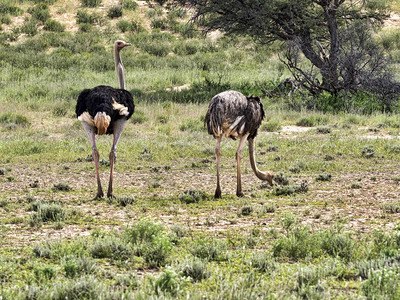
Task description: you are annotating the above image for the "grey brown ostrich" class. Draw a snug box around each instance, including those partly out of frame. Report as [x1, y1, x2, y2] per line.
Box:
[205, 90, 274, 198]
[76, 40, 134, 199]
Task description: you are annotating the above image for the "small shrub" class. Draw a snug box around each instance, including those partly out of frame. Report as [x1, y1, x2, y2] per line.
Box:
[123, 0, 138, 10]
[124, 220, 173, 267]
[62, 255, 97, 278]
[316, 174, 332, 182]
[28, 4, 50, 22]
[20, 18, 39, 36]
[250, 252, 276, 274]
[179, 190, 208, 204]
[179, 257, 210, 282]
[316, 126, 331, 134]
[81, 0, 101, 8]
[108, 6, 123, 19]
[179, 119, 202, 132]
[44, 19, 65, 32]
[382, 202, 400, 214]
[90, 236, 132, 261]
[189, 238, 228, 261]
[262, 119, 282, 132]
[273, 172, 289, 186]
[386, 144, 400, 153]
[52, 104, 68, 116]
[76, 10, 94, 24]
[79, 23, 92, 32]
[0, 3, 23, 16]
[52, 182, 71, 192]
[240, 205, 253, 216]
[272, 226, 320, 260]
[351, 183, 362, 189]
[34, 265, 56, 281]
[117, 19, 130, 32]
[0, 113, 30, 126]
[151, 17, 168, 30]
[362, 146, 375, 158]
[29, 202, 67, 226]
[115, 195, 135, 207]
[142, 235, 173, 267]
[362, 267, 400, 299]
[131, 110, 148, 124]
[153, 267, 185, 296]
[274, 182, 308, 196]
[296, 115, 329, 127]
[289, 161, 307, 173]
[169, 224, 187, 242]
[157, 114, 169, 123]
[0, 15, 11, 25]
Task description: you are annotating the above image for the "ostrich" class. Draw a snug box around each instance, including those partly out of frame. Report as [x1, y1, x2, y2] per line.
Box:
[76, 40, 134, 199]
[205, 90, 274, 198]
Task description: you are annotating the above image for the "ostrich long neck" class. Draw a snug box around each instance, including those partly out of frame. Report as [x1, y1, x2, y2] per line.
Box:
[114, 47, 125, 89]
[248, 138, 273, 182]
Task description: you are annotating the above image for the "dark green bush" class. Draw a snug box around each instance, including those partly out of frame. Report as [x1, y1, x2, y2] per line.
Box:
[81, 0, 101, 8]
[189, 238, 228, 261]
[28, 4, 50, 22]
[117, 19, 130, 32]
[0, 15, 11, 25]
[151, 17, 168, 30]
[179, 190, 208, 204]
[124, 220, 173, 267]
[76, 10, 95, 24]
[20, 18, 39, 36]
[0, 2, 23, 16]
[90, 237, 132, 261]
[0, 112, 30, 126]
[123, 0, 138, 10]
[79, 23, 92, 32]
[179, 257, 209, 282]
[29, 201, 67, 226]
[44, 19, 65, 32]
[107, 6, 122, 19]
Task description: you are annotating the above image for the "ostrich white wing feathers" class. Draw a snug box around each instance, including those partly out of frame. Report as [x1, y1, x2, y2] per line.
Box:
[112, 99, 130, 116]
[78, 112, 95, 127]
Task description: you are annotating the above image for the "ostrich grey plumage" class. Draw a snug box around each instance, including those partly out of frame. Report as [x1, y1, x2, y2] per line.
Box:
[205, 90, 274, 198]
[76, 40, 134, 199]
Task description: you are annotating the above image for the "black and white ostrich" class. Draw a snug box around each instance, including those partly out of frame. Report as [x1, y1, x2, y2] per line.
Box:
[76, 40, 134, 199]
[205, 90, 274, 198]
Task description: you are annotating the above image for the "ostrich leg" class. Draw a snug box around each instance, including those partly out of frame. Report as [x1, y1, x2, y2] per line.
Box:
[236, 133, 250, 197]
[107, 119, 127, 198]
[214, 136, 222, 199]
[82, 122, 104, 199]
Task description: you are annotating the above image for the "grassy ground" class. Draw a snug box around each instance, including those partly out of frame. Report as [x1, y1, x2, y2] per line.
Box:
[2, 102, 400, 298]
[2, 0, 400, 299]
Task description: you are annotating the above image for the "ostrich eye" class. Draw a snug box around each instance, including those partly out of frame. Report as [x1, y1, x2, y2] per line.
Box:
[117, 42, 121, 45]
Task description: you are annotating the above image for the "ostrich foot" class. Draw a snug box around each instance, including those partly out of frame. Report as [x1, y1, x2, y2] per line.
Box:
[236, 192, 244, 197]
[107, 192, 116, 199]
[93, 191, 104, 200]
[214, 188, 222, 199]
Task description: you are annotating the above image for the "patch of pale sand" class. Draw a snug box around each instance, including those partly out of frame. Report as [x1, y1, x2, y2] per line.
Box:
[280, 125, 312, 133]
[385, 13, 400, 27]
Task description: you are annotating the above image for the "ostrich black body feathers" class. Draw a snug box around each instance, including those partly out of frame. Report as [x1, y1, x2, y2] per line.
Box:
[76, 85, 134, 135]
[205, 90, 264, 140]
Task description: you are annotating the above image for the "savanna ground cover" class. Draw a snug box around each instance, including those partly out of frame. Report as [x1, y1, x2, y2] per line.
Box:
[2, 0, 400, 299]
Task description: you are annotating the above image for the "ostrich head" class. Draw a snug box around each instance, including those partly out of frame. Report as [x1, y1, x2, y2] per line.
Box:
[114, 40, 131, 50]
